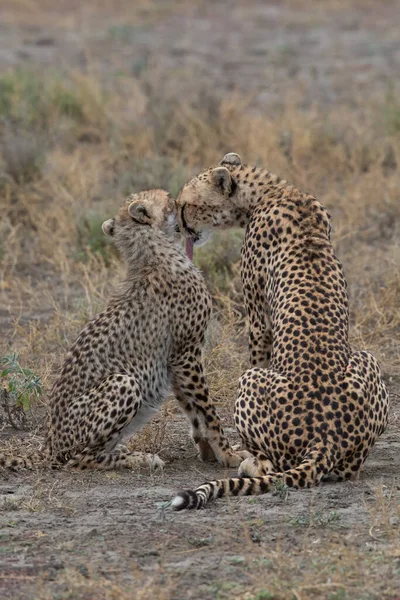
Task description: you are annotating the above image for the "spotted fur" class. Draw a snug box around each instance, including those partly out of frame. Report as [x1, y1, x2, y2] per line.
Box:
[1, 189, 243, 471]
[171, 154, 389, 509]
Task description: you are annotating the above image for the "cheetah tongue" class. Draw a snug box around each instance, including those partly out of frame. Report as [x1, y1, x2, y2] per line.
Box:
[185, 237, 194, 260]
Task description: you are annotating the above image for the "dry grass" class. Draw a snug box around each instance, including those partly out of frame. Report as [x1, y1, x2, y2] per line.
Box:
[21, 541, 400, 600]
[1, 69, 399, 377]
[1, 63, 399, 456]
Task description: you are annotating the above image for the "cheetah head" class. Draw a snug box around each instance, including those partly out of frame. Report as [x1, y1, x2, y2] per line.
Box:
[102, 189, 177, 243]
[176, 153, 243, 257]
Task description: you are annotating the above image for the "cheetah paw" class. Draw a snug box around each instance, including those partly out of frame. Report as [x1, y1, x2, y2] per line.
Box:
[220, 450, 252, 468]
[238, 456, 261, 477]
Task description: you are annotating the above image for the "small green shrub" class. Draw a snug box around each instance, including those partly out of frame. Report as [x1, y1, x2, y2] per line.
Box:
[131, 57, 148, 77]
[289, 510, 342, 528]
[382, 88, 400, 135]
[253, 592, 275, 600]
[0, 70, 89, 128]
[0, 74, 15, 117]
[271, 479, 289, 500]
[328, 590, 347, 600]
[108, 24, 137, 42]
[0, 353, 42, 428]
[0, 70, 43, 124]
[51, 85, 84, 121]
[0, 126, 46, 183]
[75, 214, 117, 263]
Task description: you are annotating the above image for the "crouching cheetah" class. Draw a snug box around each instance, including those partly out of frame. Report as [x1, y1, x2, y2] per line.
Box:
[1, 190, 243, 471]
[171, 153, 389, 509]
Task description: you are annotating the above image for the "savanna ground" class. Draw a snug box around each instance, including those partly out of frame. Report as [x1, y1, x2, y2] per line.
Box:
[0, 1, 400, 598]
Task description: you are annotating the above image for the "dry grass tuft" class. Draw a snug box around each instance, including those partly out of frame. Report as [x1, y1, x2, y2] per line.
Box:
[34, 566, 174, 600]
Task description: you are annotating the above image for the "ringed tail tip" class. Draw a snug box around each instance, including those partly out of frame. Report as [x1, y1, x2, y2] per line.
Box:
[171, 490, 203, 510]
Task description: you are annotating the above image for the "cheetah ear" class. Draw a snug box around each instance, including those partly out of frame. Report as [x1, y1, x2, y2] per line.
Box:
[102, 218, 115, 237]
[220, 153, 242, 167]
[211, 166, 232, 195]
[128, 203, 152, 224]
[167, 196, 176, 213]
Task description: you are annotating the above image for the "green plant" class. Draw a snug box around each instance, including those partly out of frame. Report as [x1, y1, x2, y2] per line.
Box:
[0, 74, 15, 116]
[131, 57, 148, 77]
[0, 126, 47, 183]
[51, 84, 84, 121]
[75, 214, 116, 263]
[108, 24, 137, 42]
[271, 479, 289, 501]
[328, 590, 347, 600]
[253, 591, 275, 600]
[289, 511, 342, 528]
[0, 352, 42, 427]
[0, 70, 43, 124]
[187, 536, 213, 548]
[229, 555, 245, 565]
[383, 91, 400, 134]
[0, 70, 98, 130]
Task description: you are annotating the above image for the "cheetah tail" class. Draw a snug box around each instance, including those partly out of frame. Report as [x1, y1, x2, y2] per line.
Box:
[171, 446, 333, 510]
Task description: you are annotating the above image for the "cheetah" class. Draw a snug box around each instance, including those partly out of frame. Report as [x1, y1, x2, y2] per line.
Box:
[170, 153, 389, 509]
[1, 190, 243, 471]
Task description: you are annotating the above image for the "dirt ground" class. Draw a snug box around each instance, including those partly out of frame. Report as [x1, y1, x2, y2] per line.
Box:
[1, 400, 400, 600]
[0, 1, 399, 599]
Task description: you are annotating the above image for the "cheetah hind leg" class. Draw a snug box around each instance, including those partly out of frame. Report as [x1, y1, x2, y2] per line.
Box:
[65, 373, 164, 471]
[323, 351, 389, 484]
[323, 456, 364, 483]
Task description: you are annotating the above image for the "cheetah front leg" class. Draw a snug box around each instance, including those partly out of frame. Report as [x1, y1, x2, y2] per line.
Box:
[171, 350, 244, 467]
[248, 313, 273, 368]
[243, 270, 272, 368]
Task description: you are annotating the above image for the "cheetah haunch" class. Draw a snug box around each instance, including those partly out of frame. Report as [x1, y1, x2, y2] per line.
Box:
[171, 154, 389, 509]
[1, 190, 242, 471]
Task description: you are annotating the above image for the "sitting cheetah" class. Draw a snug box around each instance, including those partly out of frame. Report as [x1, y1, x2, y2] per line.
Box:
[1, 190, 242, 471]
[171, 153, 389, 509]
